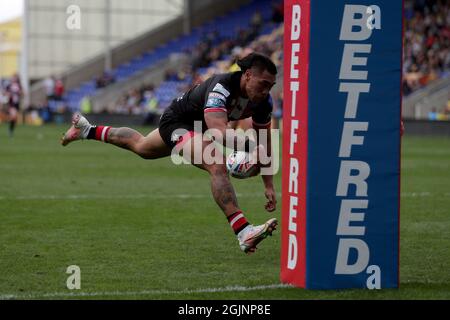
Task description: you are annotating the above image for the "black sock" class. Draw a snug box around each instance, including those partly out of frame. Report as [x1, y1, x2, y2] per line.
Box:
[87, 126, 97, 140]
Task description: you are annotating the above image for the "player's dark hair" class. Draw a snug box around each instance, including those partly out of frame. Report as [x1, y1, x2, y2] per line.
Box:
[237, 52, 278, 75]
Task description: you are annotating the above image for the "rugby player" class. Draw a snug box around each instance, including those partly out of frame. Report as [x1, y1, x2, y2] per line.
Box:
[61, 53, 278, 254]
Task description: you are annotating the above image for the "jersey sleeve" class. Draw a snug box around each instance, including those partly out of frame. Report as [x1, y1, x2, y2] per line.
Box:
[203, 82, 231, 114]
[252, 95, 273, 128]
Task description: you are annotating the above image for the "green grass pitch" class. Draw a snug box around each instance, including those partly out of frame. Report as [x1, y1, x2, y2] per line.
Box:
[0, 124, 449, 299]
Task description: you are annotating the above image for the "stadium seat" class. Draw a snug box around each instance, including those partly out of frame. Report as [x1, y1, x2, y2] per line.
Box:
[63, 0, 278, 111]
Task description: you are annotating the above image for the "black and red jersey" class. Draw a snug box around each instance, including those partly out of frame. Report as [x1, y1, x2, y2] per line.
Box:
[167, 71, 273, 128]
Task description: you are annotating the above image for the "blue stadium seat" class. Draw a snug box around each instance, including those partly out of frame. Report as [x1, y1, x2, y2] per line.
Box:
[64, 0, 278, 112]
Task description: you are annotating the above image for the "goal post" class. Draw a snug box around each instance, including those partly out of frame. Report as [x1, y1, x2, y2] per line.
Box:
[281, 0, 403, 289]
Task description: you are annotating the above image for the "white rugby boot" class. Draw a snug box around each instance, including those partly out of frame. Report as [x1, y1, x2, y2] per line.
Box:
[61, 113, 93, 146]
[237, 218, 278, 254]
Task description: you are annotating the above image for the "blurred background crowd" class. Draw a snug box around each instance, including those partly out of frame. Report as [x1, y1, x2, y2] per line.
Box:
[0, 0, 449, 130]
[403, 0, 450, 94]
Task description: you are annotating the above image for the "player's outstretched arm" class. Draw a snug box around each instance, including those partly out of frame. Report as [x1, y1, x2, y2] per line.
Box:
[254, 124, 276, 213]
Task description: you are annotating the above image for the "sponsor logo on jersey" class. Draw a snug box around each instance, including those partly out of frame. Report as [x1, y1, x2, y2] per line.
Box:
[208, 92, 227, 103]
[212, 83, 231, 98]
[206, 98, 226, 108]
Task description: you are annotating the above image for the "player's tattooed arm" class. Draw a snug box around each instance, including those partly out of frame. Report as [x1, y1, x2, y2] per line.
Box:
[204, 112, 249, 150]
[204, 111, 228, 144]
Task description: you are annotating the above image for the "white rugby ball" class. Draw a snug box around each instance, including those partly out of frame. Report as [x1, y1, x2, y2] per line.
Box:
[226, 151, 260, 179]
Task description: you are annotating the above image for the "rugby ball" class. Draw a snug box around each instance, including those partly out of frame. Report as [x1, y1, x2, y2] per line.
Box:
[226, 151, 260, 179]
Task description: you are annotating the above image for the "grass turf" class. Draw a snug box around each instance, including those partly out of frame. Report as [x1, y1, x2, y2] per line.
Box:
[0, 124, 449, 299]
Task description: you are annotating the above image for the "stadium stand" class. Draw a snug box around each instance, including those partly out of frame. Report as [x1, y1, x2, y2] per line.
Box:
[104, 22, 283, 122]
[403, 0, 450, 95]
[6, 0, 447, 125]
[60, 0, 280, 115]
[402, 0, 450, 120]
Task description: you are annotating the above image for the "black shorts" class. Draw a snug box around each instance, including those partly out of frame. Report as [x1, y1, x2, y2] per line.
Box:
[158, 108, 196, 149]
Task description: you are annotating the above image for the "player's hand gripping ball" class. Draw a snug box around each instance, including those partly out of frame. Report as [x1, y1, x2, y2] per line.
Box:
[226, 151, 260, 179]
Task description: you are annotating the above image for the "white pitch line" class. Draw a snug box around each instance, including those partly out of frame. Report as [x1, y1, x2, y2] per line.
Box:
[0, 283, 293, 300]
[0, 194, 208, 201]
[400, 192, 432, 197]
[0, 193, 282, 201]
[400, 192, 450, 197]
[0, 192, 446, 201]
